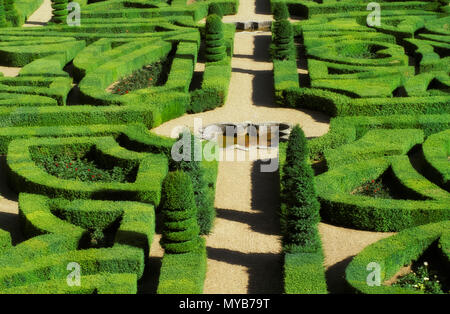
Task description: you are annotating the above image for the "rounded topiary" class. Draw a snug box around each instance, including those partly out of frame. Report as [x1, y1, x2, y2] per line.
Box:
[273, 3, 289, 20]
[281, 125, 321, 253]
[160, 171, 202, 254]
[0, 0, 6, 27]
[208, 2, 223, 18]
[51, 0, 68, 24]
[205, 14, 226, 62]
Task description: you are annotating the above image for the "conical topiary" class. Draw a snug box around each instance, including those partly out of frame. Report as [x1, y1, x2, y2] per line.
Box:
[281, 125, 321, 253]
[205, 14, 226, 62]
[272, 19, 294, 60]
[51, 0, 68, 24]
[160, 171, 202, 254]
[273, 3, 289, 20]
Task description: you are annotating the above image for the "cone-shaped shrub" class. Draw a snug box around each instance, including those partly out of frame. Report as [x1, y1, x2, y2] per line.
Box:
[208, 2, 223, 18]
[51, 0, 68, 24]
[160, 171, 202, 254]
[171, 132, 215, 234]
[281, 125, 321, 253]
[0, 0, 6, 27]
[272, 19, 294, 60]
[205, 14, 226, 62]
[273, 3, 289, 20]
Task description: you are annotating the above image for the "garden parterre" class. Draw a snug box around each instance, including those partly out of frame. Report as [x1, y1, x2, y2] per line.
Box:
[271, 0, 449, 293]
[0, 0, 232, 293]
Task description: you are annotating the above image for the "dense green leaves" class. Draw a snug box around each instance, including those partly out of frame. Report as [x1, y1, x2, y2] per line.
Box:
[160, 171, 202, 254]
[281, 125, 321, 253]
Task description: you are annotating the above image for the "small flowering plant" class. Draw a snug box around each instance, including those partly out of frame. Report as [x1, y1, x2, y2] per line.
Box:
[111, 61, 164, 95]
[393, 261, 446, 294]
[352, 177, 392, 199]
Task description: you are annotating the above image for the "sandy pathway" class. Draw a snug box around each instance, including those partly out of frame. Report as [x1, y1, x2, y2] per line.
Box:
[0, 157, 23, 245]
[318, 223, 395, 293]
[152, 26, 329, 293]
[152, 32, 330, 137]
[0, 0, 52, 242]
[223, 0, 273, 23]
[0, 0, 52, 76]
[23, 0, 52, 27]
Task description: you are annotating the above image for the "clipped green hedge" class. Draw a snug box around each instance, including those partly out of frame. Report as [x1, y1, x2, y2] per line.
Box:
[279, 127, 327, 294]
[157, 238, 207, 294]
[0, 273, 138, 294]
[160, 171, 202, 253]
[0, 234, 143, 292]
[422, 129, 450, 191]
[19, 193, 155, 255]
[6, 136, 168, 205]
[346, 220, 450, 294]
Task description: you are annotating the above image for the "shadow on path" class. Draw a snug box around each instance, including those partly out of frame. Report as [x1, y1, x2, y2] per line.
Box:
[255, 0, 273, 15]
[325, 256, 355, 294]
[207, 247, 283, 293]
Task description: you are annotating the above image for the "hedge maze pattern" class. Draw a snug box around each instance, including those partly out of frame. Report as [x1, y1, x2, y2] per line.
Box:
[272, 0, 449, 293]
[0, 0, 236, 293]
[272, 0, 449, 231]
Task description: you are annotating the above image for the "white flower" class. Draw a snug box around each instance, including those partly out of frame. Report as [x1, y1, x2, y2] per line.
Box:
[423, 261, 428, 266]
[424, 277, 429, 281]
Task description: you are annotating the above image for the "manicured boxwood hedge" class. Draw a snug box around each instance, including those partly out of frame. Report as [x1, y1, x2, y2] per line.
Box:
[345, 220, 450, 294]
[279, 127, 327, 294]
[157, 171, 207, 294]
[0, 234, 144, 292]
[314, 121, 450, 231]
[6, 136, 168, 205]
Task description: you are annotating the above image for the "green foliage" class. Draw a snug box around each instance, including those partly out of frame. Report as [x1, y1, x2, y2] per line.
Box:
[271, 19, 294, 60]
[189, 87, 223, 113]
[111, 61, 166, 95]
[208, 2, 224, 18]
[205, 14, 226, 62]
[157, 239, 206, 294]
[393, 263, 445, 294]
[345, 221, 450, 294]
[0, 0, 6, 27]
[160, 171, 202, 254]
[284, 252, 328, 294]
[32, 151, 137, 183]
[51, 0, 68, 24]
[353, 178, 392, 199]
[273, 2, 289, 20]
[279, 125, 327, 293]
[281, 125, 321, 253]
[171, 134, 216, 234]
[7, 136, 168, 205]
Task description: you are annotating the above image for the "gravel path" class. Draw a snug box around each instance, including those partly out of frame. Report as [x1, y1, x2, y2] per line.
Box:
[152, 28, 329, 293]
[0, 0, 396, 294]
[0, 0, 52, 76]
[23, 0, 52, 27]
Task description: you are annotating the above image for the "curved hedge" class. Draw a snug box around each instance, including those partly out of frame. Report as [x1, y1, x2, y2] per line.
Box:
[6, 136, 168, 205]
[345, 221, 450, 294]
